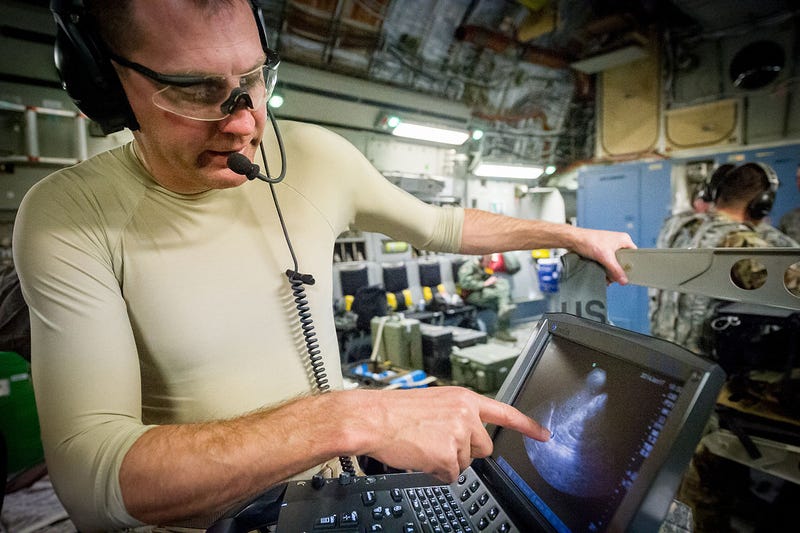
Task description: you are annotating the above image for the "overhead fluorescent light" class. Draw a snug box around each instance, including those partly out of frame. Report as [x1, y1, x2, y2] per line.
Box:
[474, 162, 544, 180]
[391, 122, 470, 145]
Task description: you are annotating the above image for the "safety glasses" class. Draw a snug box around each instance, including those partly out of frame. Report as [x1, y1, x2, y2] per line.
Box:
[109, 49, 280, 121]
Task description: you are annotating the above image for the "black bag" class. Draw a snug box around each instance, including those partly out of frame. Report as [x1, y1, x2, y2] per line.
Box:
[711, 302, 800, 415]
[351, 285, 388, 331]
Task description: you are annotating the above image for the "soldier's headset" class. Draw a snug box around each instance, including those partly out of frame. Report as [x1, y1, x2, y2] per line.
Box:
[50, 0, 271, 135]
[746, 162, 780, 220]
[708, 162, 779, 219]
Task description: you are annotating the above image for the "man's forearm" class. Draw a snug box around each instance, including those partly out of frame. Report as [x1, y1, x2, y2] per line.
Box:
[119, 386, 552, 528]
[460, 208, 578, 253]
[460, 208, 636, 284]
[119, 391, 362, 526]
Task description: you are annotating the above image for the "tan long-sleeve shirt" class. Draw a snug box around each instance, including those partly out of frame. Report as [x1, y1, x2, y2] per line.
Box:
[13, 121, 463, 530]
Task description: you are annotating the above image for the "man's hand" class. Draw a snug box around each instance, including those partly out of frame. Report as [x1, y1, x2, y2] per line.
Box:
[483, 275, 498, 287]
[348, 387, 550, 483]
[570, 227, 637, 285]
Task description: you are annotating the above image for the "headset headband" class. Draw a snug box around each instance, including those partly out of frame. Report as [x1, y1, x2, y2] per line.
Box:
[749, 161, 780, 193]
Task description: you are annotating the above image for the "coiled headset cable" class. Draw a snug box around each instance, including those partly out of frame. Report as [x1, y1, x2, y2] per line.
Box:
[228, 110, 356, 475]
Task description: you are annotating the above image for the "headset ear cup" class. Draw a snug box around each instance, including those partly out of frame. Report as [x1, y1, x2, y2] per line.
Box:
[747, 191, 775, 220]
[745, 162, 779, 219]
[52, 8, 139, 134]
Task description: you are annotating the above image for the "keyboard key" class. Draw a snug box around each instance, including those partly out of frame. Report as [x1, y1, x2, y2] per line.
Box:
[340, 510, 359, 526]
[362, 490, 376, 506]
[313, 514, 336, 529]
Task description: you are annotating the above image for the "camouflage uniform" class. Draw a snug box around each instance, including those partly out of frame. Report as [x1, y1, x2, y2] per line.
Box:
[457, 257, 516, 339]
[656, 212, 799, 355]
[672, 212, 799, 532]
[649, 211, 708, 342]
[655, 210, 708, 249]
[778, 207, 800, 243]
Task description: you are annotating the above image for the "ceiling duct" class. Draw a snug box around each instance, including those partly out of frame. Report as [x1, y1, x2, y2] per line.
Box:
[454, 25, 569, 70]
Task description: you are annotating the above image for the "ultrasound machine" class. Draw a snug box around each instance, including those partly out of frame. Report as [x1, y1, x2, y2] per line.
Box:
[208, 311, 725, 533]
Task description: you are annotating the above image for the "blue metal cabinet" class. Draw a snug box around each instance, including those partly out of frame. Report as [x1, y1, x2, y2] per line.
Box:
[577, 161, 671, 334]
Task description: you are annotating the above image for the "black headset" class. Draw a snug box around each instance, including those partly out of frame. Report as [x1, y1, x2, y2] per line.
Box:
[50, 0, 271, 135]
[746, 161, 780, 220]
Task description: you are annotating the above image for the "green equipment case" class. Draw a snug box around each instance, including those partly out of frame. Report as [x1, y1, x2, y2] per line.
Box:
[0, 351, 44, 475]
[370, 315, 424, 370]
[449, 342, 520, 393]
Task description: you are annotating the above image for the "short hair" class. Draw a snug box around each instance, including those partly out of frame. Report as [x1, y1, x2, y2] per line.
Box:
[706, 163, 736, 201]
[715, 163, 770, 207]
[83, 0, 136, 55]
[85, 0, 242, 55]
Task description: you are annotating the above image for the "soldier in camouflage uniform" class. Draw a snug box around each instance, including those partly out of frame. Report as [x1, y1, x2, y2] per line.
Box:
[457, 255, 517, 342]
[650, 164, 735, 340]
[777, 163, 800, 242]
[667, 163, 800, 532]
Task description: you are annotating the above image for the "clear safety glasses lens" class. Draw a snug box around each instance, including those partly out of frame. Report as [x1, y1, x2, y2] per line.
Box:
[150, 64, 278, 121]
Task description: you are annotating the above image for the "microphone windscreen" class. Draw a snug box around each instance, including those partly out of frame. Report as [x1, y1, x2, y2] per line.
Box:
[227, 152, 257, 178]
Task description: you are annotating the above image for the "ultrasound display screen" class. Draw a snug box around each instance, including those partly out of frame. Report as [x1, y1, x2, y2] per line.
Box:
[491, 334, 684, 532]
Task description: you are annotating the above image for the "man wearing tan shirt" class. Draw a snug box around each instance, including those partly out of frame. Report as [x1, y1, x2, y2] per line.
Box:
[13, 1, 636, 530]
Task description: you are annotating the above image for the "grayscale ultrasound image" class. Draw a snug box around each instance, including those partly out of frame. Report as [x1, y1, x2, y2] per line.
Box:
[522, 368, 617, 498]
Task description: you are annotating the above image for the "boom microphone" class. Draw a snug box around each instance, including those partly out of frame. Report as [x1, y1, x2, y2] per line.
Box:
[227, 152, 263, 181]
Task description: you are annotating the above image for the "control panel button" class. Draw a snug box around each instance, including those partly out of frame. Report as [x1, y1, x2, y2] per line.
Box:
[313, 514, 336, 529]
[340, 510, 359, 526]
[361, 490, 376, 506]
